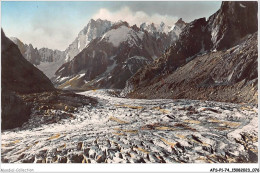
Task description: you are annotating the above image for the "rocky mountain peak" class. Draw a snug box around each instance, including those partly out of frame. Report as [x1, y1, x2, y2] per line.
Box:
[53, 17, 178, 90]
[148, 23, 157, 32]
[131, 24, 140, 32]
[79, 18, 112, 39]
[111, 21, 130, 30]
[10, 36, 67, 78]
[140, 22, 146, 29]
[209, 1, 258, 50]
[82, 18, 111, 32]
[65, 18, 112, 62]
[28, 43, 33, 48]
[175, 18, 186, 26]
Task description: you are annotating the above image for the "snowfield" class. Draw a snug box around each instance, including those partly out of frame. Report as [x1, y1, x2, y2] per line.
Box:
[101, 26, 144, 47]
[1, 90, 258, 163]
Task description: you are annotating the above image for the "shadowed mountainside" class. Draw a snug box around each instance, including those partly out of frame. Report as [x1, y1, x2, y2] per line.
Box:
[1, 29, 55, 130]
[122, 1, 258, 104]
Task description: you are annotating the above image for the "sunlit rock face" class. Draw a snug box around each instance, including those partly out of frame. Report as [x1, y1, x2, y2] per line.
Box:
[64, 19, 113, 62]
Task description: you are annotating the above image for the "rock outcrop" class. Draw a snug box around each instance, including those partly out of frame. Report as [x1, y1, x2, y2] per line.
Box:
[209, 1, 258, 50]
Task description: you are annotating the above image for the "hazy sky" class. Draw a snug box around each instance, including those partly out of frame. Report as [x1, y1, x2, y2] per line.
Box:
[2, 1, 221, 50]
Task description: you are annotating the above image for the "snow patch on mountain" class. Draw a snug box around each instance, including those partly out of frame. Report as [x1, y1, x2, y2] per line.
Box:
[101, 26, 144, 47]
[128, 56, 147, 61]
[239, 3, 246, 8]
[65, 19, 112, 62]
[54, 19, 186, 90]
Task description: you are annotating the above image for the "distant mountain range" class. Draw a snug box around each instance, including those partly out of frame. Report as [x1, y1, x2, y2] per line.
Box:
[10, 37, 65, 78]
[11, 18, 186, 87]
[8, 1, 257, 104]
[54, 19, 186, 90]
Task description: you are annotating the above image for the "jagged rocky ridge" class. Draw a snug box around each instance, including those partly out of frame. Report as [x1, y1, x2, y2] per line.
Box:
[10, 37, 66, 78]
[10, 37, 41, 65]
[54, 19, 186, 90]
[122, 1, 258, 104]
[65, 19, 112, 62]
[140, 18, 186, 43]
[10, 19, 113, 79]
[65, 19, 185, 63]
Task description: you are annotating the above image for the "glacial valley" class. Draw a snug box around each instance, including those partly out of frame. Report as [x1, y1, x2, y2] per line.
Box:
[1, 90, 258, 163]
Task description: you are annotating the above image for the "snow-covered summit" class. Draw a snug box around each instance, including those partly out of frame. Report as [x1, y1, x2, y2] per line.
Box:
[101, 25, 144, 47]
[78, 18, 112, 50]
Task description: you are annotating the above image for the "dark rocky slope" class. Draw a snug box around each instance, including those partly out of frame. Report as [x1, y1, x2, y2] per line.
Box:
[123, 1, 258, 104]
[209, 1, 258, 50]
[1, 29, 55, 130]
[1, 30, 96, 130]
[125, 33, 257, 103]
[2, 31, 55, 94]
[1, 91, 31, 130]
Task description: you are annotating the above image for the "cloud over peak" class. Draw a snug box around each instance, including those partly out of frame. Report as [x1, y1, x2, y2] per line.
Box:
[92, 6, 179, 27]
